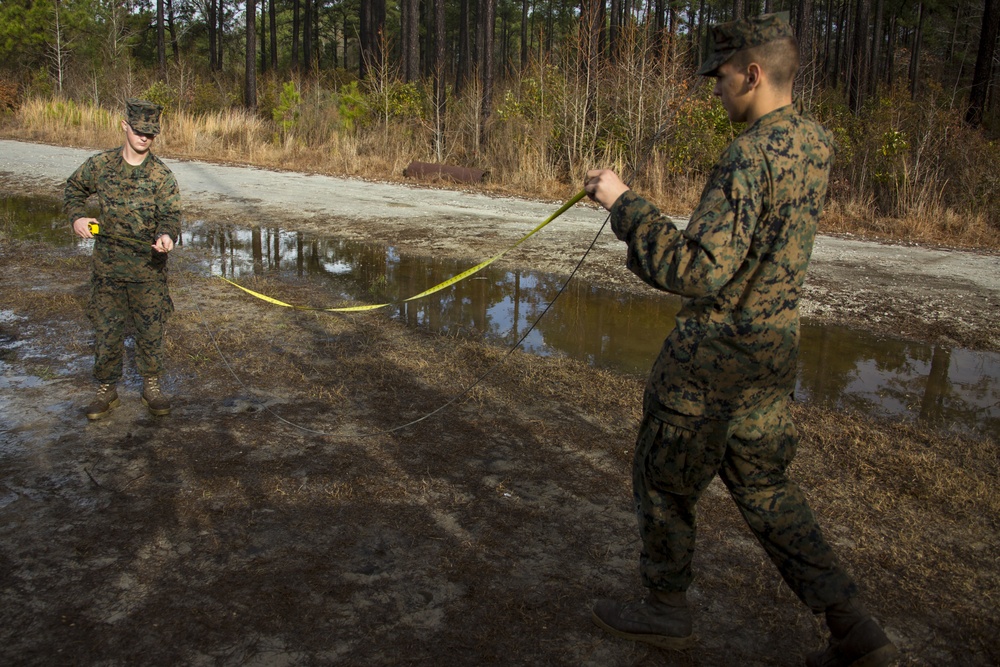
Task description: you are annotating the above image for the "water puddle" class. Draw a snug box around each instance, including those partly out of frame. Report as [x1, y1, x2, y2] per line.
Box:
[5, 194, 999, 437]
[2, 193, 82, 247]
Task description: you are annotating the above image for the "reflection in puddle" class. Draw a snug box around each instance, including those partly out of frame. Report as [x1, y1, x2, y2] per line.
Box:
[5, 195, 999, 436]
[2, 194, 83, 246]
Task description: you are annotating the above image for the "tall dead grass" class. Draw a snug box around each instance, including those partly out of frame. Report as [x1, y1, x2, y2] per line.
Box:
[5, 55, 998, 251]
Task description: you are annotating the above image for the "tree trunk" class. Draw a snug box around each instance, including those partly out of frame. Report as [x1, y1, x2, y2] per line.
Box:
[521, 0, 530, 69]
[303, 0, 312, 74]
[372, 0, 386, 75]
[457, 0, 471, 92]
[167, 0, 179, 62]
[51, 0, 65, 93]
[424, 0, 434, 78]
[823, 0, 834, 79]
[655, 0, 667, 58]
[343, 9, 349, 70]
[886, 14, 896, 87]
[500, 5, 508, 77]
[479, 0, 496, 147]
[359, 0, 371, 77]
[966, 0, 1000, 126]
[401, 0, 419, 82]
[400, 0, 408, 80]
[260, 2, 266, 72]
[269, 0, 277, 70]
[293, 0, 300, 71]
[869, 0, 884, 97]
[609, 0, 620, 62]
[208, 0, 218, 70]
[544, 0, 553, 53]
[833, 0, 846, 89]
[157, 0, 166, 78]
[950, 1, 961, 62]
[313, 0, 320, 69]
[217, 0, 225, 71]
[795, 0, 814, 73]
[696, 0, 706, 71]
[582, 0, 600, 73]
[909, 2, 926, 100]
[848, 0, 870, 113]
[245, 0, 257, 109]
[433, 0, 446, 159]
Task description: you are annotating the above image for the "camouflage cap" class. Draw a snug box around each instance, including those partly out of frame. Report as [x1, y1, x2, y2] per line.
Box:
[697, 12, 794, 76]
[126, 98, 163, 136]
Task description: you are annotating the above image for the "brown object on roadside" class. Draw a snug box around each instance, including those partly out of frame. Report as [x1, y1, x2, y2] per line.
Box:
[403, 161, 487, 184]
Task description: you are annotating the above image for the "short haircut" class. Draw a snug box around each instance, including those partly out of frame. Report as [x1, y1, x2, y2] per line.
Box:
[730, 37, 800, 89]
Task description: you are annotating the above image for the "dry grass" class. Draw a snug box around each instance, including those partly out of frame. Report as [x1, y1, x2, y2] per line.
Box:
[822, 198, 997, 249]
[7, 81, 998, 253]
[785, 402, 999, 666]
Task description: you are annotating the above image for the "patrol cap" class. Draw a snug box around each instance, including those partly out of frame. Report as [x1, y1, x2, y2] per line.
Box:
[126, 98, 163, 136]
[697, 12, 794, 76]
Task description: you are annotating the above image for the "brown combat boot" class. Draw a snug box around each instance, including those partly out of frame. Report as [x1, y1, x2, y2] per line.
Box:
[141, 376, 171, 416]
[807, 600, 899, 667]
[85, 383, 120, 420]
[592, 591, 694, 650]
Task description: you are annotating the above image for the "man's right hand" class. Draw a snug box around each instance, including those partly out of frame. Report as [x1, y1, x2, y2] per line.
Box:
[72, 217, 98, 239]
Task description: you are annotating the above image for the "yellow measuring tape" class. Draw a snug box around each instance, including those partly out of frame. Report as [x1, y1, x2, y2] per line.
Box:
[87, 222, 152, 247]
[222, 189, 589, 313]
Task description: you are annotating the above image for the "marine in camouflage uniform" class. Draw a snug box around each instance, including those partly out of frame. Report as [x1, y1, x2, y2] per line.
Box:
[584, 14, 898, 667]
[65, 99, 181, 419]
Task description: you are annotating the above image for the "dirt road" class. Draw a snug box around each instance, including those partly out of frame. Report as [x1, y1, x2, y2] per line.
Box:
[3, 138, 999, 352]
[2, 139, 998, 666]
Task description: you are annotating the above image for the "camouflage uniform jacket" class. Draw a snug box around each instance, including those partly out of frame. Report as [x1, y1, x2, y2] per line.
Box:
[610, 104, 833, 419]
[65, 148, 182, 282]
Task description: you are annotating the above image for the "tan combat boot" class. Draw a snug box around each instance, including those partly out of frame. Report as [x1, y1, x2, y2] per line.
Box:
[592, 590, 694, 650]
[85, 383, 120, 420]
[807, 600, 899, 667]
[141, 376, 171, 416]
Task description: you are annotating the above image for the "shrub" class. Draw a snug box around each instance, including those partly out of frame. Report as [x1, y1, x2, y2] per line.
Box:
[272, 81, 301, 140]
[141, 80, 177, 111]
[338, 80, 367, 132]
[0, 76, 19, 112]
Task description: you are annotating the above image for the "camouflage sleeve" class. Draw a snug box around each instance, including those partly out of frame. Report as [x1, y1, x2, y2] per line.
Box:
[63, 157, 96, 224]
[154, 169, 182, 241]
[609, 145, 764, 298]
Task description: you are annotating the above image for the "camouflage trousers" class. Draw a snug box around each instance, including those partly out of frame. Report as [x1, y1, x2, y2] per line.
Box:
[88, 275, 173, 384]
[633, 396, 858, 612]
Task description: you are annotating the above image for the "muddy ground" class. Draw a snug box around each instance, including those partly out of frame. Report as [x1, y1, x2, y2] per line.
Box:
[1, 140, 998, 666]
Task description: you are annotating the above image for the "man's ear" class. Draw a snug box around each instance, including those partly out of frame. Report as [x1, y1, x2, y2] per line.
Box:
[746, 62, 762, 89]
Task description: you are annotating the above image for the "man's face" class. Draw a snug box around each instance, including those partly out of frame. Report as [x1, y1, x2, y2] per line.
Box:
[712, 60, 751, 123]
[122, 119, 156, 154]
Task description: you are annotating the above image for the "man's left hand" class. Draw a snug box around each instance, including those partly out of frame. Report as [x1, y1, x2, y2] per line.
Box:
[152, 234, 174, 254]
[584, 169, 631, 211]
